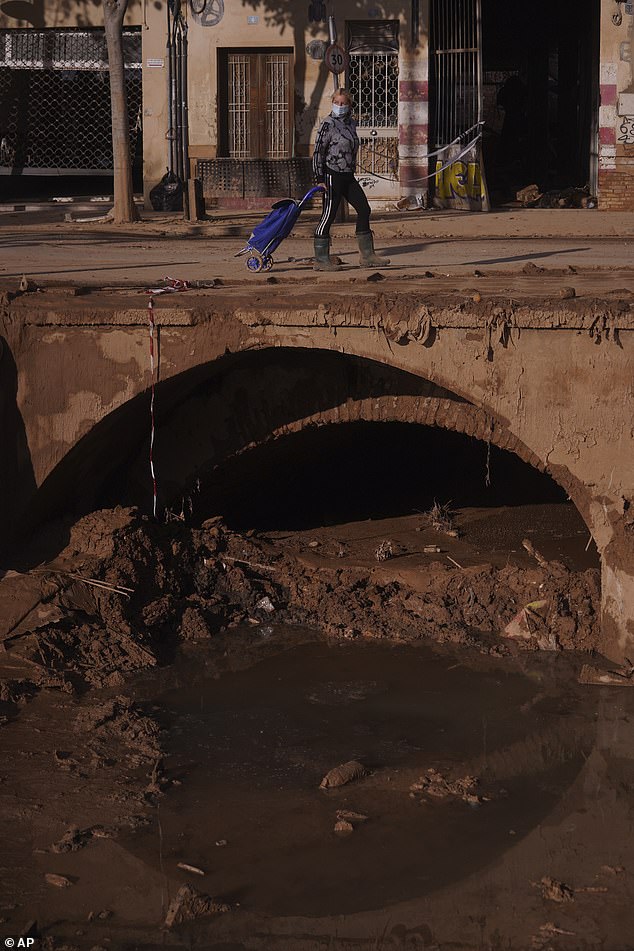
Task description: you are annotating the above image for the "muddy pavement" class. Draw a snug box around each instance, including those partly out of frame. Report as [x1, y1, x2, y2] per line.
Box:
[1, 505, 632, 949]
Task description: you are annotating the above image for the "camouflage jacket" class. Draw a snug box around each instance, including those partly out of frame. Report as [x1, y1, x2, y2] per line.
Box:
[312, 114, 359, 179]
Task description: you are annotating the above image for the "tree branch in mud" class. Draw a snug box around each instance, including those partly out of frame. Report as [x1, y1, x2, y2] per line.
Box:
[103, 0, 139, 224]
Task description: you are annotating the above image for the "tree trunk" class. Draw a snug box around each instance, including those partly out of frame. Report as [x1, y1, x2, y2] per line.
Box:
[103, 0, 139, 223]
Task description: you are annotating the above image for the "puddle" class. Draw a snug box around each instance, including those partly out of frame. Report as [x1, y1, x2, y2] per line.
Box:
[124, 636, 600, 917]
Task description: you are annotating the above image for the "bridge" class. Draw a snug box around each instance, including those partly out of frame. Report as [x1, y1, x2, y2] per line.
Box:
[1, 277, 632, 662]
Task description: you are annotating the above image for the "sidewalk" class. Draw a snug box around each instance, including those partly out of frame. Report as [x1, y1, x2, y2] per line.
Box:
[0, 206, 632, 290]
[1, 204, 634, 239]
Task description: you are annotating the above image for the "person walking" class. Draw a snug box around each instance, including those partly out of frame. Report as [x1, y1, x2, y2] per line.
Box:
[312, 88, 390, 271]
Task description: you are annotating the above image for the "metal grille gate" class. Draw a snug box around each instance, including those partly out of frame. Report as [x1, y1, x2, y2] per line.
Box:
[430, 0, 482, 147]
[430, 0, 488, 209]
[0, 28, 142, 174]
[348, 50, 399, 183]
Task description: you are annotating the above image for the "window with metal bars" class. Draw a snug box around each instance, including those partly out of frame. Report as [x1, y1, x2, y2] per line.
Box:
[219, 49, 293, 160]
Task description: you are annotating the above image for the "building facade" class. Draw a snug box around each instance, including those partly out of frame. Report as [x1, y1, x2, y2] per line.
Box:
[1, 1, 634, 210]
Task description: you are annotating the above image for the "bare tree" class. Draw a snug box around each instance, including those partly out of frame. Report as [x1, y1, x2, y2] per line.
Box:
[103, 0, 139, 223]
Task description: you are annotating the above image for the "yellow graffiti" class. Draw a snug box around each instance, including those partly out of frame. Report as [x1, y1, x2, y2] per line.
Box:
[435, 160, 485, 201]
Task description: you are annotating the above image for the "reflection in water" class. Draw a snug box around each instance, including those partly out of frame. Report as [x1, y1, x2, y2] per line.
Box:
[121, 633, 633, 918]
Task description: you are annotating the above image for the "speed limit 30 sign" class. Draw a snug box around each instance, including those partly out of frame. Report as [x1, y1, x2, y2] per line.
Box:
[324, 43, 349, 74]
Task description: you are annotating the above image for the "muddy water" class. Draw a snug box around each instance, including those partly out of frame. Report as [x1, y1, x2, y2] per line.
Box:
[125, 636, 600, 918]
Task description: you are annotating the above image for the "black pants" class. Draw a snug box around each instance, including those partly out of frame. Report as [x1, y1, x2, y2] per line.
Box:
[315, 169, 371, 238]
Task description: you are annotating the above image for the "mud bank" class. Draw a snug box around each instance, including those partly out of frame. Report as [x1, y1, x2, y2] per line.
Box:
[1, 506, 601, 701]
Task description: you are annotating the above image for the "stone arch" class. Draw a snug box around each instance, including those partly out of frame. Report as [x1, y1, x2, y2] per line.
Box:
[24, 340, 627, 658]
[109, 345, 591, 531]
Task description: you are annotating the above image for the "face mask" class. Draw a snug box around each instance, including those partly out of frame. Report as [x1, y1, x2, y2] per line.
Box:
[332, 104, 350, 118]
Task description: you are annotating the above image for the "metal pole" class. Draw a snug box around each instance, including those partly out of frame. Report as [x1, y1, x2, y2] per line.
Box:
[328, 15, 339, 92]
[169, 5, 179, 175]
[166, 0, 175, 173]
[475, 0, 490, 210]
[175, 20, 183, 181]
[181, 18, 190, 218]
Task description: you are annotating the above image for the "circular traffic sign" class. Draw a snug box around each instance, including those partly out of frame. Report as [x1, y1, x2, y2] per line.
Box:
[324, 43, 349, 75]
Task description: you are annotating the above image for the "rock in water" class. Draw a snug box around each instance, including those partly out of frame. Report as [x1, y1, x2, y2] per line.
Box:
[320, 760, 367, 789]
[164, 884, 230, 928]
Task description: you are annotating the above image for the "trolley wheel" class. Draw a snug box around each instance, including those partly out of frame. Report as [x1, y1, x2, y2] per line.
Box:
[263, 256, 274, 271]
[246, 251, 264, 272]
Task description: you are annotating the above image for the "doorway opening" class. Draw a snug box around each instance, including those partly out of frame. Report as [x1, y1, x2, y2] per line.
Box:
[429, 0, 600, 206]
[481, 0, 600, 203]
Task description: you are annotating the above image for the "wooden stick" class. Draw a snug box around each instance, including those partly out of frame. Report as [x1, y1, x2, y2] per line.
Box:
[446, 555, 463, 569]
[220, 556, 278, 573]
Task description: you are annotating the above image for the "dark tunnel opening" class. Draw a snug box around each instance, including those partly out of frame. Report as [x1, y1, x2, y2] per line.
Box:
[193, 421, 571, 525]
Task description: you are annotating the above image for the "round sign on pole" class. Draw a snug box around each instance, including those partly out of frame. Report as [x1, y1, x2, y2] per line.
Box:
[324, 43, 349, 75]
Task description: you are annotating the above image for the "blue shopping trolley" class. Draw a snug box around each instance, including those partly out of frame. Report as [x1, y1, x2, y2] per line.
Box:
[235, 184, 326, 273]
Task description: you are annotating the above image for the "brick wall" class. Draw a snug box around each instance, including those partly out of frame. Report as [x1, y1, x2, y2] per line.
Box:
[598, 152, 634, 209]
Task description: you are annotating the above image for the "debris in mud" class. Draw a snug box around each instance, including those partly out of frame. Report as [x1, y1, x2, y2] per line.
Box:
[164, 884, 230, 928]
[375, 540, 394, 562]
[600, 865, 625, 876]
[409, 768, 484, 804]
[521, 261, 544, 275]
[320, 760, 368, 789]
[424, 501, 458, 536]
[334, 819, 354, 836]
[87, 910, 112, 922]
[503, 600, 556, 650]
[516, 183, 541, 205]
[179, 605, 213, 641]
[559, 286, 576, 300]
[177, 862, 206, 876]
[44, 873, 72, 888]
[145, 756, 170, 798]
[50, 826, 93, 854]
[534, 876, 575, 903]
[0, 507, 602, 715]
[74, 696, 161, 764]
[521, 539, 550, 570]
[578, 662, 634, 686]
[336, 809, 369, 824]
[518, 184, 596, 209]
[531, 922, 576, 948]
[256, 596, 275, 613]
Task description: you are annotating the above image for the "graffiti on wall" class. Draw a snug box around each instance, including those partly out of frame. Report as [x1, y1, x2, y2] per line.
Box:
[617, 116, 634, 145]
[433, 139, 488, 211]
[435, 161, 485, 202]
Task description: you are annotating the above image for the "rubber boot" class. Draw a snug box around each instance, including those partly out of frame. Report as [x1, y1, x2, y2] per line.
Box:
[357, 230, 390, 267]
[313, 236, 342, 271]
